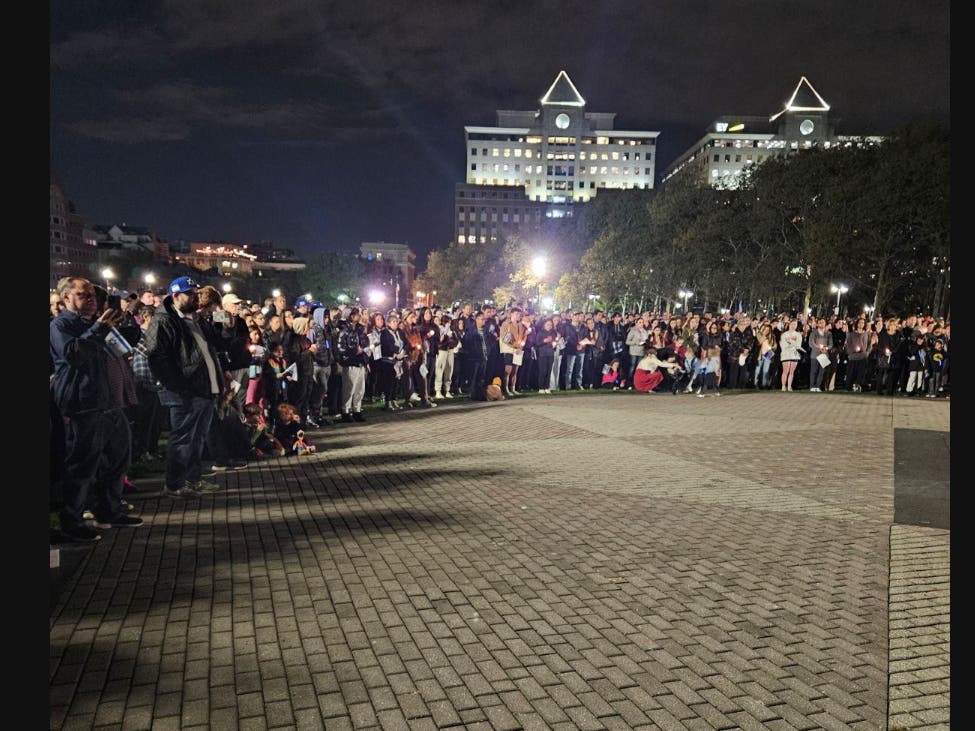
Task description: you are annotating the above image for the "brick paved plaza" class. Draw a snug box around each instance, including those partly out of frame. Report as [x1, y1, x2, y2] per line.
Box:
[49, 392, 950, 730]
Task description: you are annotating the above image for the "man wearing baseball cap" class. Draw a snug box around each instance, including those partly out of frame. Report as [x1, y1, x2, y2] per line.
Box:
[142, 276, 225, 497]
[218, 291, 251, 410]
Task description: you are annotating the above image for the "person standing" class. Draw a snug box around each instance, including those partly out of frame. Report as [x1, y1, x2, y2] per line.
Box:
[462, 311, 494, 401]
[51, 277, 143, 541]
[807, 318, 833, 392]
[844, 319, 872, 392]
[499, 307, 528, 396]
[336, 308, 369, 422]
[778, 319, 803, 391]
[143, 276, 225, 498]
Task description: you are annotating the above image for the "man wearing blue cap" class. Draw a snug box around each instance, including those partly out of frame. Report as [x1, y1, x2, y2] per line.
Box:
[143, 276, 225, 497]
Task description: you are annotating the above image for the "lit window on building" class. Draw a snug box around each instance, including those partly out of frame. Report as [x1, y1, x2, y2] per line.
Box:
[504, 149, 511, 158]
[492, 148, 499, 157]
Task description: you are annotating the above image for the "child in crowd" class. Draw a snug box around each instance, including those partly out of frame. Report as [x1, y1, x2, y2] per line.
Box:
[601, 359, 623, 390]
[275, 403, 316, 455]
[926, 338, 946, 398]
[680, 347, 701, 394]
[905, 334, 927, 396]
[243, 403, 287, 458]
[697, 346, 722, 397]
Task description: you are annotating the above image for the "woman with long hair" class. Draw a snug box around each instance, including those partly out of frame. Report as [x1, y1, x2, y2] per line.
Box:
[376, 312, 405, 410]
[778, 319, 803, 391]
[845, 318, 871, 392]
[433, 314, 458, 399]
[401, 310, 435, 408]
[753, 324, 775, 389]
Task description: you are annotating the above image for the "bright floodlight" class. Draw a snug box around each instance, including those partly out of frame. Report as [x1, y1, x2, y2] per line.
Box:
[369, 290, 386, 305]
[303, 292, 313, 301]
[337, 294, 349, 303]
[830, 283, 849, 294]
[101, 267, 115, 280]
[144, 273, 156, 285]
[271, 289, 281, 298]
[222, 283, 232, 293]
[531, 255, 547, 278]
[541, 296, 554, 310]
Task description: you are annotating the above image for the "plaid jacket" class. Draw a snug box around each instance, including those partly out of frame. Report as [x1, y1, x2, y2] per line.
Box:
[132, 342, 161, 391]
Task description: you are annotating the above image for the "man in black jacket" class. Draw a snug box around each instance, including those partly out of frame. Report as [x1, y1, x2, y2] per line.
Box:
[726, 317, 757, 389]
[462, 311, 496, 400]
[143, 276, 226, 498]
[336, 308, 370, 422]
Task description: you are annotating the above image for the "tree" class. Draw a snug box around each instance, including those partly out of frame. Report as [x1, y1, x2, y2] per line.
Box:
[297, 252, 364, 303]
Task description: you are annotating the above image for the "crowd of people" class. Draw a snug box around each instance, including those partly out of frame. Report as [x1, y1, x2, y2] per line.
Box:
[50, 274, 949, 542]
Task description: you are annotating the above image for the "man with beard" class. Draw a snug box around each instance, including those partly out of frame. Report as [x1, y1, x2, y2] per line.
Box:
[143, 276, 225, 498]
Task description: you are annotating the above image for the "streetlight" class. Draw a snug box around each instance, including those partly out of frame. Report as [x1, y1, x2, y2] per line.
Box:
[830, 283, 849, 315]
[222, 282, 232, 293]
[678, 289, 694, 313]
[586, 293, 599, 313]
[337, 293, 349, 303]
[271, 289, 281, 298]
[368, 290, 386, 306]
[541, 296, 554, 311]
[101, 267, 115, 291]
[144, 272, 156, 287]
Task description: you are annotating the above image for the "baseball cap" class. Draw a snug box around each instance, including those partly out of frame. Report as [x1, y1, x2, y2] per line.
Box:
[169, 276, 199, 294]
[221, 293, 243, 308]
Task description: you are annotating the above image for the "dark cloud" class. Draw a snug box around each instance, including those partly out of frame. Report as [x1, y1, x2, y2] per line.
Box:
[50, 0, 949, 257]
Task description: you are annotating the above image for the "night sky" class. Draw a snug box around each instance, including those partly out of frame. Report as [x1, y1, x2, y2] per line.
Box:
[50, 0, 949, 268]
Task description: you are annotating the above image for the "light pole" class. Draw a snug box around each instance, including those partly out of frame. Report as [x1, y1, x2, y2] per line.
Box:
[586, 294, 598, 313]
[144, 272, 156, 289]
[101, 267, 115, 292]
[531, 255, 547, 313]
[830, 284, 849, 315]
[678, 289, 694, 313]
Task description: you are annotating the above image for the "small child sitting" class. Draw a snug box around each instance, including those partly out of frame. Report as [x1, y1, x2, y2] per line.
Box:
[276, 403, 317, 455]
[243, 403, 286, 458]
[601, 359, 623, 390]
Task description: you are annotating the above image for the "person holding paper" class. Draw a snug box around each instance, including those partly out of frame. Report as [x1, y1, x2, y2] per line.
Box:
[498, 307, 528, 396]
[807, 318, 833, 392]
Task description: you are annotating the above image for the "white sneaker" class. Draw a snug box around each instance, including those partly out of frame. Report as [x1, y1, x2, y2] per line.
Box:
[696, 393, 705, 398]
[444, 392, 453, 399]
[781, 386, 787, 392]
[409, 393, 421, 403]
[684, 385, 694, 393]
[787, 386, 793, 391]
[433, 392, 442, 399]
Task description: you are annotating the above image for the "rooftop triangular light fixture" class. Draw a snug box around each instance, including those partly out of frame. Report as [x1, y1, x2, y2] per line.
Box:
[540, 70, 586, 106]
[769, 76, 830, 121]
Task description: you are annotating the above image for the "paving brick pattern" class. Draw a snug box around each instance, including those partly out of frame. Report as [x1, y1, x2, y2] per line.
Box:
[50, 392, 949, 730]
[888, 525, 950, 731]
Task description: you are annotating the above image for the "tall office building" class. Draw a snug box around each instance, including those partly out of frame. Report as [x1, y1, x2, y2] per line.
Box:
[456, 70, 660, 245]
[662, 77, 883, 189]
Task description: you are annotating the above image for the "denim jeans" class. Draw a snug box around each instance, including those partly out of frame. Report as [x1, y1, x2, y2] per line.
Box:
[563, 353, 581, 389]
[159, 390, 216, 490]
[550, 350, 563, 390]
[809, 358, 827, 389]
[754, 356, 773, 388]
[60, 408, 131, 530]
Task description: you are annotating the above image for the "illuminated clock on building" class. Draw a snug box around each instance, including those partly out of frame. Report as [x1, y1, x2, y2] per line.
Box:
[555, 113, 570, 129]
[799, 119, 815, 135]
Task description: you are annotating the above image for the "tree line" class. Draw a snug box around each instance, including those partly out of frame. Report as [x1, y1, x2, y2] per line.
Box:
[420, 123, 949, 318]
